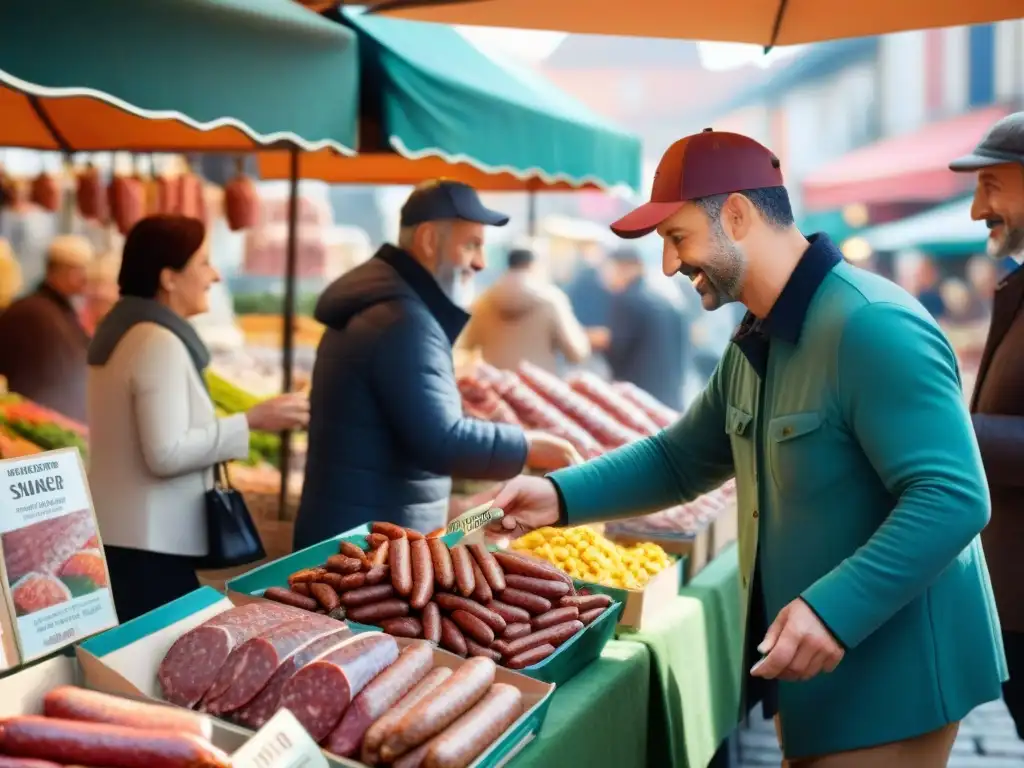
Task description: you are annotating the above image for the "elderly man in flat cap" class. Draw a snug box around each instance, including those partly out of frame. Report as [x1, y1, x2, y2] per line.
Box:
[0, 235, 92, 420]
[950, 110, 1024, 741]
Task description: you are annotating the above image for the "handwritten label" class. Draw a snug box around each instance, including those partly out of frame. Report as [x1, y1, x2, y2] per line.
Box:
[232, 709, 329, 768]
[446, 503, 504, 543]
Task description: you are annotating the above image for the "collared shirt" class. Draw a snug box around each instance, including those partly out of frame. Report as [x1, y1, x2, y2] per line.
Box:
[731, 233, 843, 378]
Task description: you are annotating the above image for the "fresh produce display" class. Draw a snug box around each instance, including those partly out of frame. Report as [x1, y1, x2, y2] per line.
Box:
[0, 395, 89, 459]
[0, 685, 229, 767]
[156, 598, 528, 766]
[604, 481, 737, 539]
[511, 525, 673, 589]
[0, 424, 43, 458]
[206, 369, 282, 467]
[262, 524, 616, 672]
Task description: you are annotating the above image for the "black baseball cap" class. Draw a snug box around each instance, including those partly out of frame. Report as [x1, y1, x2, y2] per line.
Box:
[949, 111, 1024, 171]
[400, 180, 510, 228]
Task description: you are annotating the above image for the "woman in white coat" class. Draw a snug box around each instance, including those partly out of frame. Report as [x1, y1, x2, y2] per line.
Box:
[87, 215, 308, 621]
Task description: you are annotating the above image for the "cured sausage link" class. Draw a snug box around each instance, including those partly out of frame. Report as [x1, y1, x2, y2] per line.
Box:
[380, 657, 496, 762]
[0, 756, 66, 767]
[0, 716, 232, 768]
[43, 686, 211, 738]
[423, 683, 523, 768]
[361, 667, 453, 766]
[468, 544, 506, 593]
[323, 641, 434, 757]
[279, 633, 399, 742]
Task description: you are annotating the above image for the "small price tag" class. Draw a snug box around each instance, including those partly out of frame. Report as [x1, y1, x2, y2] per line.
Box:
[446, 502, 503, 545]
[231, 709, 329, 768]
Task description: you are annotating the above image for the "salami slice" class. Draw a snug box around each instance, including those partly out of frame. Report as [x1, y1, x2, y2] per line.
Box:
[232, 628, 353, 730]
[158, 603, 300, 708]
[278, 633, 399, 742]
[202, 615, 342, 715]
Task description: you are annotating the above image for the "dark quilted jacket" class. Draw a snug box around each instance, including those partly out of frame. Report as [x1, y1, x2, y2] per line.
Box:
[294, 245, 527, 550]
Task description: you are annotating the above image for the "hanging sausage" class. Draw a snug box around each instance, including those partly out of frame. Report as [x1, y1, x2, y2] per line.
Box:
[156, 173, 181, 215]
[76, 165, 107, 222]
[107, 175, 146, 235]
[224, 157, 260, 231]
[30, 172, 61, 212]
[177, 166, 207, 223]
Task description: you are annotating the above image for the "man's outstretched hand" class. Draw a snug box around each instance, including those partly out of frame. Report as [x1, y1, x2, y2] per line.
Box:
[487, 475, 562, 539]
[751, 598, 844, 682]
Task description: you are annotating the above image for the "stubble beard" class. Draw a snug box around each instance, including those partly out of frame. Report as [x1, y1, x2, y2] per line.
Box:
[700, 223, 747, 311]
[987, 225, 1024, 261]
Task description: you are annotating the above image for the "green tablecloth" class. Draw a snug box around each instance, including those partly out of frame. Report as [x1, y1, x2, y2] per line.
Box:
[623, 543, 743, 768]
[511, 640, 650, 768]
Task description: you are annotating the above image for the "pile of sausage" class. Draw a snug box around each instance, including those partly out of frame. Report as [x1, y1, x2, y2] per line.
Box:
[265, 522, 615, 671]
[0, 685, 230, 767]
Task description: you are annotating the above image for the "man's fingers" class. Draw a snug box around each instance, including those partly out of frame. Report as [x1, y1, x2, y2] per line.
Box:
[758, 610, 786, 655]
[823, 648, 844, 674]
[752, 630, 798, 679]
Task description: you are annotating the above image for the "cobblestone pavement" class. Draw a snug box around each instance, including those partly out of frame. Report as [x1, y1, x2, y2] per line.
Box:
[738, 700, 1024, 767]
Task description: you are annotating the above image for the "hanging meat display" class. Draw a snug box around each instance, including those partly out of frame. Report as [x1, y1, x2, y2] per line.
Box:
[177, 170, 207, 223]
[517, 361, 643, 450]
[612, 381, 679, 429]
[457, 375, 521, 426]
[107, 175, 146, 235]
[224, 157, 260, 231]
[567, 371, 659, 435]
[30, 172, 61, 212]
[76, 165, 106, 222]
[155, 174, 181, 215]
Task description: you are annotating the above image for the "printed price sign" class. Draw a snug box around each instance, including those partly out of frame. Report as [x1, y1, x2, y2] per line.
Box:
[232, 709, 329, 768]
[0, 448, 117, 664]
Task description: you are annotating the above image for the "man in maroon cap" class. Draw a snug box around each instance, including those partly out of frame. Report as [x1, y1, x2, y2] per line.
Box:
[493, 130, 1005, 765]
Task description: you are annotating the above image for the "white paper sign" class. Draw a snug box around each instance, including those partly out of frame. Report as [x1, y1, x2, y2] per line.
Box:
[0, 448, 118, 662]
[231, 709, 329, 768]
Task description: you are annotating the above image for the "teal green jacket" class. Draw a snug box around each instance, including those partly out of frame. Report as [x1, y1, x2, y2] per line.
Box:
[551, 258, 1006, 759]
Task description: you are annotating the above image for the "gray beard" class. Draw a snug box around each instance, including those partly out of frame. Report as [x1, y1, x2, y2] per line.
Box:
[988, 227, 1024, 261]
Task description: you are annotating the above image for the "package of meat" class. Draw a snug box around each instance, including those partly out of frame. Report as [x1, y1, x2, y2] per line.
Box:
[612, 381, 679, 428]
[567, 371, 660, 435]
[201, 615, 344, 715]
[232, 628, 352, 729]
[494, 374, 602, 459]
[278, 632, 399, 742]
[158, 603, 302, 708]
[517, 362, 643, 450]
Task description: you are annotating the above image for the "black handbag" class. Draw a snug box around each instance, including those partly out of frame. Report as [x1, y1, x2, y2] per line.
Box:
[201, 464, 266, 569]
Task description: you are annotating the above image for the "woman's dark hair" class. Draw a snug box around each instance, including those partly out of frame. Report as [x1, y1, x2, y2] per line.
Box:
[118, 215, 206, 299]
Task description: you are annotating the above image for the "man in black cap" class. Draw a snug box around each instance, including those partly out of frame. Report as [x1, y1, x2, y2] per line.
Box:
[295, 180, 580, 549]
[589, 245, 690, 409]
[949, 110, 1024, 739]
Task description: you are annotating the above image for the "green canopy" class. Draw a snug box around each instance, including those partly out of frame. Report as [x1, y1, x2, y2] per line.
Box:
[339, 8, 642, 191]
[860, 198, 987, 257]
[0, 0, 359, 153]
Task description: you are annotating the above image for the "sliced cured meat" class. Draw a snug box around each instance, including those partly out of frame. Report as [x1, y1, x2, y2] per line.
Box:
[279, 633, 399, 742]
[201, 616, 342, 715]
[158, 603, 300, 708]
[11, 572, 71, 616]
[2, 509, 96, 583]
[232, 628, 352, 730]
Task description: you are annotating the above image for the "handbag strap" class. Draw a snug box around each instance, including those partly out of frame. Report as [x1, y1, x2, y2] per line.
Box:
[216, 462, 233, 490]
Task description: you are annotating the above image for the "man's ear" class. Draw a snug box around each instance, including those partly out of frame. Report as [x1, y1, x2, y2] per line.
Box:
[721, 193, 754, 242]
[413, 223, 438, 264]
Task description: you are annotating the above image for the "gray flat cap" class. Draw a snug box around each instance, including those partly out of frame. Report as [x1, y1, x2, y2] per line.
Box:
[950, 111, 1024, 172]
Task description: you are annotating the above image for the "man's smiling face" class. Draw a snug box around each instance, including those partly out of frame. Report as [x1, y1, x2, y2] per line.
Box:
[971, 164, 1024, 260]
[656, 197, 747, 311]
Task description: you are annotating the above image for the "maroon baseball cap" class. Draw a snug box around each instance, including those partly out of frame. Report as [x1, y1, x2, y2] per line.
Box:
[611, 129, 785, 239]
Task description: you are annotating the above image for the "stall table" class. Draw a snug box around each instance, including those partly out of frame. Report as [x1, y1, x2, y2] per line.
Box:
[511, 640, 651, 768]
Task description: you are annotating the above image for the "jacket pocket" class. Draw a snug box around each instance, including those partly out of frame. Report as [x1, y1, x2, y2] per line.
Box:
[767, 412, 825, 497]
[726, 405, 753, 438]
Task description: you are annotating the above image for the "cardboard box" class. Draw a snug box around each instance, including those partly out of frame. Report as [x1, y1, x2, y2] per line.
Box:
[709, 502, 738, 558]
[227, 524, 621, 686]
[76, 586, 554, 768]
[606, 529, 707, 583]
[0, 448, 118, 668]
[0, 652, 79, 716]
[579, 556, 683, 632]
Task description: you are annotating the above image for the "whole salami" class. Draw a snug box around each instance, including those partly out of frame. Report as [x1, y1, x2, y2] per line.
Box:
[278, 633, 399, 742]
[612, 381, 679, 428]
[232, 629, 352, 729]
[494, 374, 602, 459]
[202, 616, 342, 715]
[158, 603, 300, 708]
[567, 371, 659, 435]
